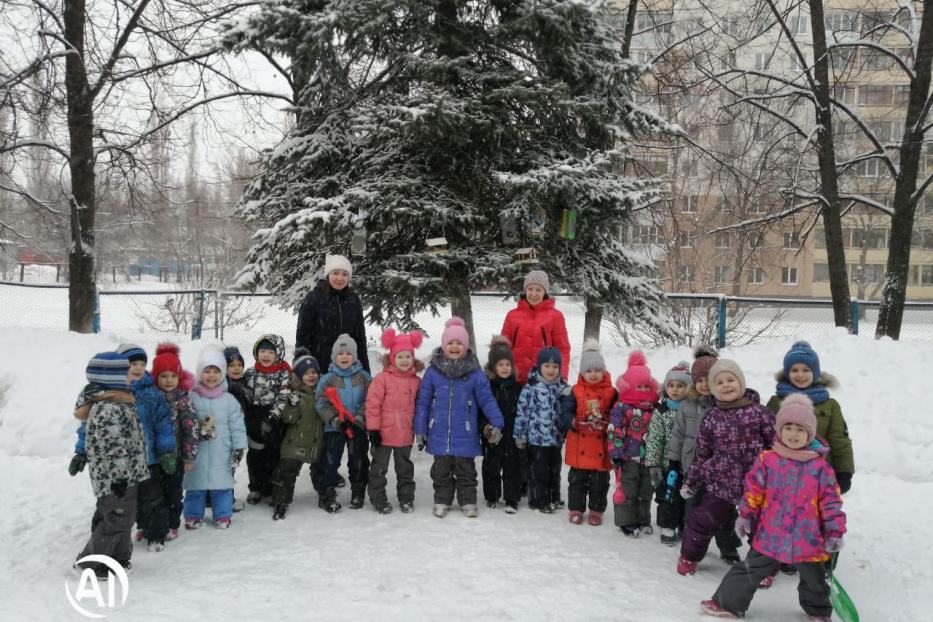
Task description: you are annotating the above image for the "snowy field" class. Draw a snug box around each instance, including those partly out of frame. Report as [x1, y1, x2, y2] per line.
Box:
[0, 324, 930, 621]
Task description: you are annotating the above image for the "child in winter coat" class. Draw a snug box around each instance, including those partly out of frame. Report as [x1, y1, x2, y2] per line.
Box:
[608, 351, 659, 536]
[225, 346, 249, 413]
[151, 343, 200, 545]
[645, 360, 690, 545]
[365, 329, 423, 514]
[414, 317, 505, 518]
[514, 347, 575, 514]
[316, 333, 372, 512]
[565, 340, 616, 526]
[479, 336, 523, 513]
[73, 343, 175, 550]
[270, 349, 325, 520]
[677, 359, 775, 576]
[241, 334, 293, 504]
[700, 394, 845, 620]
[184, 347, 248, 529]
[73, 352, 150, 578]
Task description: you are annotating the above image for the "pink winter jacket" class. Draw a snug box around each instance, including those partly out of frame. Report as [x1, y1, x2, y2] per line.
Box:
[365, 366, 420, 447]
[740, 442, 846, 564]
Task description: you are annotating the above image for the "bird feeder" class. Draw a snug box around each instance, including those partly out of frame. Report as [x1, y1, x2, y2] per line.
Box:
[426, 237, 449, 254]
[512, 247, 539, 265]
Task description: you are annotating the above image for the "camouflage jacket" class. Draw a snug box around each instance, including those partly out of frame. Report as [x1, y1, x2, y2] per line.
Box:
[84, 393, 150, 498]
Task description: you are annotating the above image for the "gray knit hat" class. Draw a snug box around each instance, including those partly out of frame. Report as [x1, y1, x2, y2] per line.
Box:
[523, 270, 550, 292]
[708, 358, 746, 397]
[331, 333, 358, 362]
[664, 360, 692, 387]
[578, 339, 606, 373]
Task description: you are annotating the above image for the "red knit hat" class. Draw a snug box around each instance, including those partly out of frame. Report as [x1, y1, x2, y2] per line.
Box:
[381, 328, 423, 366]
[616, 351, 659, 405]
[151, 343, 194, 391]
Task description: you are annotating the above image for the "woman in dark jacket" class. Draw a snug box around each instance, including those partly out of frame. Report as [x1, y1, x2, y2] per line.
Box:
[295, 254, 370, 373]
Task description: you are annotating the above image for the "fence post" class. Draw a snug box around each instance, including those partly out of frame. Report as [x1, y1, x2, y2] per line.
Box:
[191, 289, 205, 340]
[92, 292, 101, 334]
[849, 298, 859, 335]
[213, 291, 220, 339]
[716, 295, 727, 349]
[218, 294, 226, 341]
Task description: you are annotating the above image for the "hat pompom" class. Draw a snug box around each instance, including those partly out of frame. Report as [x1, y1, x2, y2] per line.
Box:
[582, 338, 601, 353]
[179, 370, 195, 392]
[782, 393, 814, 409]
[156, 342, 180, 357]
[693, 344, 719, 359]
[490, 334, 512, 348]
[381, 328, 397, 349]
[446, 317, 465, 328]
[790, 340, 812, 349]
[627, 350, 647, 367]
[409, 331, 423, 349]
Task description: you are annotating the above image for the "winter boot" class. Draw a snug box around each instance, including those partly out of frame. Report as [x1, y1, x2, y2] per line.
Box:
[336, 474, 347, 488]
[504, 504, 518, 514]
[147, 540, 164, 553]
[432, 504, 449, 518]
[555, 499, 566, 510]
[569, 511, 584, 524]
[215, 517, 231, 529]
[587, 511, 603, 526]
[184, 519, 202, 530]
[758, 574, 775, 589]
[349, 484, 365, 510]
[620, 525, 639, 537]
[319, 488, 341, 513]
[399, 501, 414, 514]
[462, 504, 478, 518]
[166, 528, 179, 541]
[273, 504, 288, 520]
[134, 529, 145, 542]
[538, 502, 556, 515]
[699, 600, 737, 618]
[677, 555, 698, 576]
[246, 491, 262, 505]
[721, 550, 741, 566]
[660, 528, 678, 546]
[375, 502, 394, 515]
[486, 500, 502, 509]
[640, 523, 654, 536]
[232, 497, 245, 512]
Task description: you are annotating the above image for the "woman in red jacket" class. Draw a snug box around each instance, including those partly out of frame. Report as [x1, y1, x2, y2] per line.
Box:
[500, 270, 571, 383]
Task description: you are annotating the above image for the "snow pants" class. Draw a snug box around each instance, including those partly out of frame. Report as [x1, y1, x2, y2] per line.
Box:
[481, 436, 522, 507]
[368, 445, 415, 507]
[614, 461, 653, 528]
[321, 431, 369, 500]
[184, 489, 233, 521]
[685, 488, 742, 554]
[712, 549, 832, 618]
[567, 467, 610, 513]
[245, 405, 282, 495]
[681, 491, 738, 562]
[136, 466, 169, 544]
[528, 445, 562, 509]
[271, 457, 305, 506]
[78, 485, 138, 565]
[654, 469, 685, 531]
[430, 456, 478, 506]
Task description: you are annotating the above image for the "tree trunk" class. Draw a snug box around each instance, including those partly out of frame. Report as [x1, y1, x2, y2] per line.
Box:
[876, 4, 933, 339]
[809, 0, 851, 329]
[450, 289, 476, 352]
[64, 0, 97, 333]
[583, 295, 603, 340]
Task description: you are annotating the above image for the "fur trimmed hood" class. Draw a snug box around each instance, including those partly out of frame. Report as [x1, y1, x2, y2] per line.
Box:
[773, 370, 838, 389]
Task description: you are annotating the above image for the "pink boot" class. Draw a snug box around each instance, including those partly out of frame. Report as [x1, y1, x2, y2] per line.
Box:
[587, 511, 603, 526]
[134, 529, 145, 542]
[677, 555, 698, 576]
[699, 600, 737, 618]
[758, 574, 775, 589]
[568, 511, 584, 524]
[166, 528, 179, 541]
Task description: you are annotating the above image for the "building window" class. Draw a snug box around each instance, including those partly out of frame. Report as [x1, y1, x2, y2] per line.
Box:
[715, 231, 732, 248]
[855, 159, 882, 178]
[858, 85, 893, 106]
[714, 266, 732, 283]
[678, 231, 694, 248]
[790, 54, 807, 71]
[791, 14, 808, 35]
[680, 265, 695, 282]
[833, 85, 856, 104]
[859, 49, 895, 71]
[746, 266, 764, 284]
[824, 10, 858, 32]
[783, 231, 801, 249]
[634, 225, 661, 245]
[851, 264, 885, 283]
[814, 263, 830, 282]
[636, 11, 673, 35]
[681, 195, 699, 213]
[781, 266, 798, 285]
[895, 84, 911, 106]
[922, 265, 933, 285]
[754, 53, 771, 71]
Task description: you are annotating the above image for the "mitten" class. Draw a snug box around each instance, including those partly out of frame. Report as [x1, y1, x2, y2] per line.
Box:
[160, 453, 177, 475]
[680, 484, 695, 499]
[836, 472, 852, 494]
[68, 453, 87, 476]
[369, 430, 382, 448]
[735, 515, 754, 538]
[110, 478, 128, 498]
[824, 537, 844, 552]
[514, 437, 527, 450]
[416, 434, 427, 451]
[484, 424, 503, 445]
[338, 420, 353, 434]
[230, 448, 244, 474]
[649, 467, 663, 488]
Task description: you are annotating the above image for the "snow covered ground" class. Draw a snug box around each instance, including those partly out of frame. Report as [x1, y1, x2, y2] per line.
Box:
[0, 327, 928, 621]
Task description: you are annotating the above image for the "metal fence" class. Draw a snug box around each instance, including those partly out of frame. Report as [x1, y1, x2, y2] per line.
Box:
[2, 281, 932, 349]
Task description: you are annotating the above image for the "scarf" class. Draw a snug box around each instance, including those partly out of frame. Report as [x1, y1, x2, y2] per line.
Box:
[193, 383, 225, 398]
[716, 396, 753, 410]
[255, 360, 292, 374]
[665, 398, 682, 411]
[775, 381, 830, 405]
[772, 438, 820, 462]
[430, 348, 480, 379]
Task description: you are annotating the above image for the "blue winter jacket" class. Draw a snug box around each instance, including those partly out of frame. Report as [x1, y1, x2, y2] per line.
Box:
[414, 349, 504, 457]
[75, 372, 175, 465]
[513, 368, 576, 447]
[184, 383, 247, 491]
[316, 361, 371, 433]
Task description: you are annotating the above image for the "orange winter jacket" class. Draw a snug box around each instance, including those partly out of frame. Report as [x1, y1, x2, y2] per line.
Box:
[565, 373, 617, 471]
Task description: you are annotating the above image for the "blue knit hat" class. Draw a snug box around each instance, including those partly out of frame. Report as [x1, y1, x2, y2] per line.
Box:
[783, 341, 820, 380]
[86, 352, 131, 389]
[223, 346, 244, 366]
[536, 347, 562, 369]
[293, 348, 320, 378]
[116, 343, 147, 364]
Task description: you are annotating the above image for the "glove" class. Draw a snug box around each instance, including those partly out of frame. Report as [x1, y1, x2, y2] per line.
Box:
[68, 453, 87, 476]
[824, 537, 844, 553]
[160, 453, 177, 475]
[680, 484, 695, 500]
[288, 391, 302, 406]
[836, 472, 852, 494]
[514, 437, 527, 450]
[416, 434, 427, 451]
[230, 448, 244, 473]
[611, 458, 624, 468]
[369, 430, 382, 448]
[735, 515, 754, 538]
[110, 478, 128, 498]
[339, 420, 353, 434]
[484, 424, 503, 445]
[650, 467, 663, 488]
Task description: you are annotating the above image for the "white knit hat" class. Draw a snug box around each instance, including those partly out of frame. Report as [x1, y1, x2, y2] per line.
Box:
[324, 254, 353, 278]
[196, 346, 227, 379]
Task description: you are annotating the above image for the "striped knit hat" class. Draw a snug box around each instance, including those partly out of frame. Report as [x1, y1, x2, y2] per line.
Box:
[116, 343, 147, 364]
[86, 352, 131, 390]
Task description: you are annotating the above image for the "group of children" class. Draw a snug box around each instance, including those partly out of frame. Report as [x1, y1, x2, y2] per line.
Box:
[69, 325, 854, 621]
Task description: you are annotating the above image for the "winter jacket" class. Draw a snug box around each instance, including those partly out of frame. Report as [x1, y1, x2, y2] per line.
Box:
[513, 368, 575, 448]
[766, 372, 854, 475]
[608, 401, 655, 464]
[84, 392, 150, 498]
[365, 366, 420, 447]
[565, 373, 616, 471]
[414, 349, 504, 457]
[667, 392, 713, 472]
[740, 441, 846, 564]
[684, 389, 775, 504]
[316, 362, 371, 433]
[227, 376, 250, 413]
[500, 297, 571, 382]
[478, 375, 522, 440]
[184, 383, 247, 491]
[279, 385, 325, 464]
[242, 334, 293, 417]
[645, 400, 679, 469]
[75, 372, 175, 465]
[162, 389, 200, 463]
[296, 281, 370, 372]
